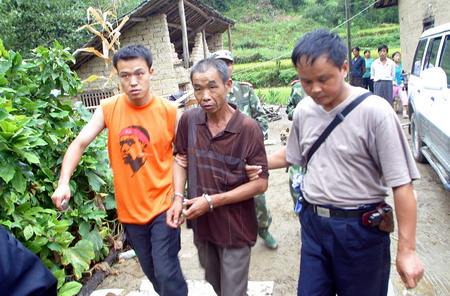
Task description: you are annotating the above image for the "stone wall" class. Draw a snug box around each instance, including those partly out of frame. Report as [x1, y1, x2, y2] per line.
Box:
[75, 13, 192, 98]
[207, 33, 224, 54]
[399, 0, 450, 72]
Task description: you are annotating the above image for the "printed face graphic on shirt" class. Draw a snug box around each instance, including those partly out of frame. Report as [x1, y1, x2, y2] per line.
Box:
[119, 126, 150, 176]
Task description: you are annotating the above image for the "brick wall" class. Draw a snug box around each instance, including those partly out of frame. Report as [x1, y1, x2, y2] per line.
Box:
[207, 33, 223, 54]
[399, 0, 450, 72]
[75, 13, 192, 99]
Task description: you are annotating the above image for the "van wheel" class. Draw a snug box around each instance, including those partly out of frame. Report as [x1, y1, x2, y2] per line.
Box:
[410, 113, 427, 163]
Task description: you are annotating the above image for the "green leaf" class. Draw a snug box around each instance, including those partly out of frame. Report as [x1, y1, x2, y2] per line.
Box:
[23, 225, 34, 241]
[78, 221, 90, 237]
[22, 151, 40, 164]
[11, 171, 26, 192]
[84, 227, 103, 260]
[53, 269, 66, 289]
[105, 194, 116, 211]
[0, 108, 9, 121]
[61, 240, 94, 280]
[57, 281, 82, 296]
[85, 170, 106, 192]
[0, 165, 16, 183]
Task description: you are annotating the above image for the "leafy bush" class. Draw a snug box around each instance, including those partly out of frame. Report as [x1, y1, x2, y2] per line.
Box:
[0, 39, 115, 295]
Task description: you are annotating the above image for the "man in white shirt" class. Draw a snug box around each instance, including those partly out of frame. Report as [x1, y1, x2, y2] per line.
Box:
[371, 44, 396, 106]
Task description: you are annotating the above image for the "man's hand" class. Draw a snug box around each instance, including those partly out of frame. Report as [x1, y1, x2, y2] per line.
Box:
[166, 197, 185, 228]
[182, 196, 210, 220]
[396, 249, 424, 289]
[174, 154, 187, 168]
[51, 184, 71, 211]
[245, 164, 262, 181]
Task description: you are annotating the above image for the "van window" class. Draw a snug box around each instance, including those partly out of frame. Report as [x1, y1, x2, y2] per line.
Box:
[440, 35, 450, 88]
[424, 37, 441, 69]
[412, 39, 427, 76]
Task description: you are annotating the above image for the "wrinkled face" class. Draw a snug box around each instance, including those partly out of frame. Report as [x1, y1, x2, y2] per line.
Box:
[296, 55, 349, 111]
[192, 68, 232, 114]
[393, 53, 401, 63]
[352, 49, 360, 57]
[117, 58, 154, 106]
[378, 48, 388, 59]
[364, 51, 371, 59]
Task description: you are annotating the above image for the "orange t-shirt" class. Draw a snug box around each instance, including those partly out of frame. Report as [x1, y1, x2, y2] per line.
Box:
[101, 94, 177, 224]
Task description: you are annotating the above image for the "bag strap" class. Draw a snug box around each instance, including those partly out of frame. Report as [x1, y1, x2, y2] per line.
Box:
[306, 92, 372, 164]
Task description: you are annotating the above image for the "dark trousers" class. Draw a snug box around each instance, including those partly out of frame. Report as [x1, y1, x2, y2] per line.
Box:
[374, 80, 394, 106]
[0, 226, 57, 296]
[123, 211, 187, 296]
[297, 205, 391, 296]
[363, 77, 374, 92]
[350, 76, 363, 87]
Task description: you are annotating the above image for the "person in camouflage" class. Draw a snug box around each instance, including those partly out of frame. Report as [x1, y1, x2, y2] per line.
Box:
[286, 80, 306, 214]
[211, 50, 277, 249]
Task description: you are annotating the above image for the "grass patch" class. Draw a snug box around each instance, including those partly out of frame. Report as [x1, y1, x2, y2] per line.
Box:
[256, 86, 292, 105]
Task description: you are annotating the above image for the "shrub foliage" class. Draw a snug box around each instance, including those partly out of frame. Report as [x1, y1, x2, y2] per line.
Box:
[0, 39, 115, 295]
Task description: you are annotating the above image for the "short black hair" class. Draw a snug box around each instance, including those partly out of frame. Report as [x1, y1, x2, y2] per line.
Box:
[352, 46, 360, 51]
[113, 45, 153, 69]
[392, 51, 401, 59]
[291, 29, 347, 69]
[364, 49, 370, 54]
[378, 44, 389, 53]
[190, 58, 230, 84]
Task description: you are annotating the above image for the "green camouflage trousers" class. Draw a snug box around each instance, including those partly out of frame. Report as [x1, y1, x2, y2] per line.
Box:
[255, 193, 272, 231]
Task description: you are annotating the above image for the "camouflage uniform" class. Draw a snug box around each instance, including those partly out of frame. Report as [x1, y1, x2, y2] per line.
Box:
[286, 81, 307, 214]
[286, 80, 306, 121]
[227, 80, 275, 245]
[227, 81, 269, 140]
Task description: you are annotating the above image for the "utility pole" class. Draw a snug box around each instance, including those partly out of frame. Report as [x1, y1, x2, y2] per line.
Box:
[345, 0, 352, 73]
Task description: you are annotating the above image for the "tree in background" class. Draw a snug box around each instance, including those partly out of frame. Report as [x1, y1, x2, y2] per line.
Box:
[0, 0, 142, 57]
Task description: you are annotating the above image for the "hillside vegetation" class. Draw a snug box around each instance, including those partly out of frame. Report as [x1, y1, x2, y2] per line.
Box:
[200, 0, 400, 95]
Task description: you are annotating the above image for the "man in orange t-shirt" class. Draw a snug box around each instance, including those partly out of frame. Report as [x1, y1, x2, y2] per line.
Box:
[51, 45, 187, 296]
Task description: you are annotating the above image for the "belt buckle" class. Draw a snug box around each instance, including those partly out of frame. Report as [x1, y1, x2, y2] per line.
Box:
[316, 206, 330, 218]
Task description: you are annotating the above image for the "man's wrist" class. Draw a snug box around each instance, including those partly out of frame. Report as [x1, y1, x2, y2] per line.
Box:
[171, 192, 184, 202]
[202, 193, 214, 212]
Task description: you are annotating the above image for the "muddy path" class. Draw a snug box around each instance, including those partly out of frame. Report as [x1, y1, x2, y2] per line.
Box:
[97, 111, 450, 296]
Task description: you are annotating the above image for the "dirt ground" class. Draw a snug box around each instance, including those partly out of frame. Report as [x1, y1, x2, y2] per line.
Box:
[97, 110, 450, 296]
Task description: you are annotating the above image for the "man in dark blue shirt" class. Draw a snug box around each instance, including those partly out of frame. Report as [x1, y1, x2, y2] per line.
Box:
[350, 46, 366, 87]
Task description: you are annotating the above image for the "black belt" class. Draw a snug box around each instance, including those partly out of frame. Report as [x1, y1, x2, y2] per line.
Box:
[304, 200, 379, 219]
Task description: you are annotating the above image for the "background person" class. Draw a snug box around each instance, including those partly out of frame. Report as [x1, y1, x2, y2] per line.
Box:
[392, 52, 409, 119]
[211, 50, 277, 249]
[371, 44, 396, 106]
[349, 46, 365, 87]
[362, 49, 374, 92]
[51, 45, 188, 296]
[167, 58, 269, 296]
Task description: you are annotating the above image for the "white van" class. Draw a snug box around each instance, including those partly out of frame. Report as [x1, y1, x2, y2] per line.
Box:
[408, 23, 450, 191]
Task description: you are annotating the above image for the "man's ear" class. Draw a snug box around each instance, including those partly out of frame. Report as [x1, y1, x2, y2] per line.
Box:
[341, 60, 349, 79]
[149, 67, 154, 76]
[226, 78, 233, 92]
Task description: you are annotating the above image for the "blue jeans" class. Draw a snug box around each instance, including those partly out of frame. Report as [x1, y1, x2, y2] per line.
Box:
[123, 211, 187, 296]
[298, 205, 391, 296]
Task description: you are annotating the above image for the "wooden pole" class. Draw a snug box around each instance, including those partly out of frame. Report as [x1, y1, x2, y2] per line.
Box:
[178, 0, 190, 68]
[345, 0, 352, 74]
[227, 24, 232, 52]
[202, 29, 208, 58]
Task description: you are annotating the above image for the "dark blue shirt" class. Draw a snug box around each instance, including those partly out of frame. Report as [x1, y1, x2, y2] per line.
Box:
[351, 56, 365, 78]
